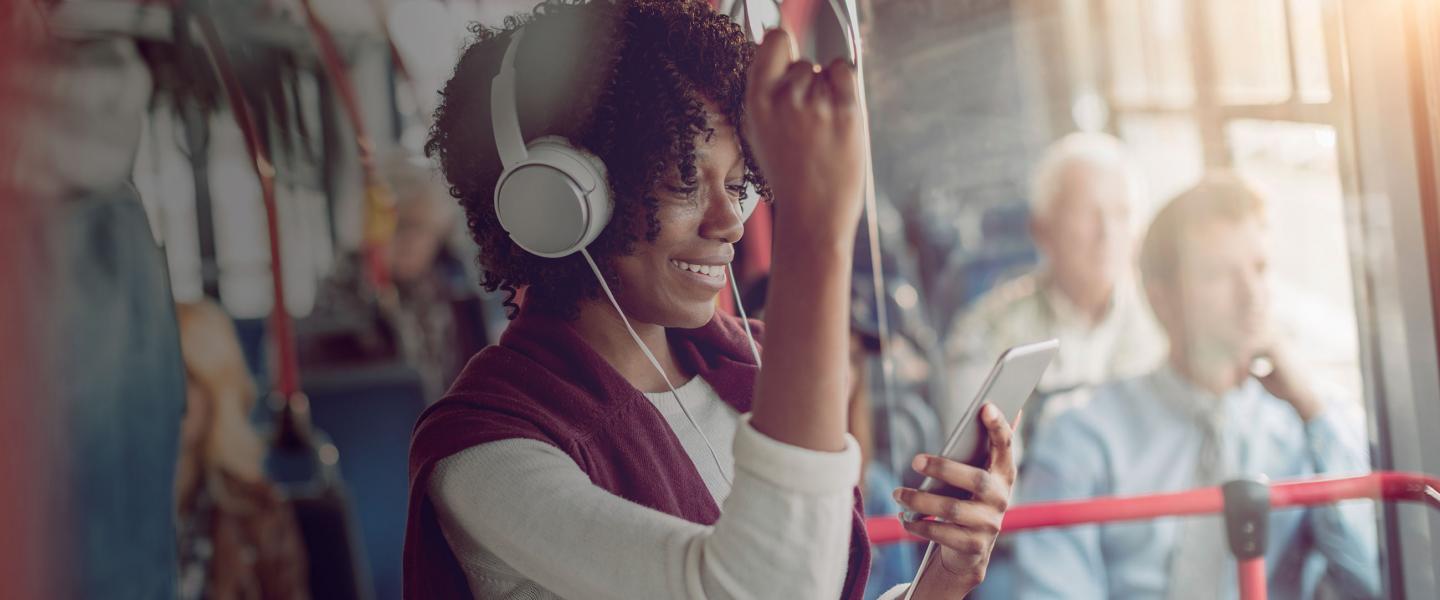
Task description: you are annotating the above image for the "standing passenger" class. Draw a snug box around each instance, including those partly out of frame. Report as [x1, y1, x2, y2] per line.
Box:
[405, 2, 1017, 598]
[6, 14, 186, 599]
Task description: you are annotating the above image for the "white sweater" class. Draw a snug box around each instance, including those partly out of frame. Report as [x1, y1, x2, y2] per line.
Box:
[429, 375, 910, 599]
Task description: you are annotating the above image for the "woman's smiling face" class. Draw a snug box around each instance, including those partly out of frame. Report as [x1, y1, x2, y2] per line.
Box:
[608, 104, 748, 329]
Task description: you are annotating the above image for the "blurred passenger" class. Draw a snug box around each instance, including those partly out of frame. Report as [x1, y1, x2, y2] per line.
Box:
[1013, 174, 1380, 599]
[942, 132, 1164, 434]
[5, 11, 185, 597]
[383, 152, 478, 400]
[175, 301, 310, 600]
[386, 152, 466, 287]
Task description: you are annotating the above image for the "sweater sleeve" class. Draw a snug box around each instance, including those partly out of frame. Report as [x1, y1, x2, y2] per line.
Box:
[429, 414, 862, 600]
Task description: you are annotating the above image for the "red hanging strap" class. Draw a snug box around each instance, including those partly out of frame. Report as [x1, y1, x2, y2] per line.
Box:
[193, 16, 301, 399]
[296, 0, 397, 297]
[779, 0, 823, 43]
[295, 0, 374, 168]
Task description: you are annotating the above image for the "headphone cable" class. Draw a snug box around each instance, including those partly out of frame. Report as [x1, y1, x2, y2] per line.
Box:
[727, 264, 763, 367]
[581, 249, 734, 487]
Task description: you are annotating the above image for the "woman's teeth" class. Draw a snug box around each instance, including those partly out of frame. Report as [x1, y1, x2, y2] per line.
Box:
[670, 260, 725, 278]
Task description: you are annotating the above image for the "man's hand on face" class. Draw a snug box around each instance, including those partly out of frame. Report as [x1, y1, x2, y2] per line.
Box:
[1252, 337, 1324, 422]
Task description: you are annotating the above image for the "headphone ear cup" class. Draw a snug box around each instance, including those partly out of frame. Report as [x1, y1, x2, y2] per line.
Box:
[493, 136, 612, 258]
[531, 137, 612, 251]
[739, 182, 760, 223]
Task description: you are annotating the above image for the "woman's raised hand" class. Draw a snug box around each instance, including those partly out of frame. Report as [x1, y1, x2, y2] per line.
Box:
[743, 28, 866, 242]
[742, 29, 867, 453]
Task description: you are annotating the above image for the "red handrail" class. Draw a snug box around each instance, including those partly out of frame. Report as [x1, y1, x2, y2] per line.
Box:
[866, 471, 1440, 545]
[1239, 558, 1268, 600]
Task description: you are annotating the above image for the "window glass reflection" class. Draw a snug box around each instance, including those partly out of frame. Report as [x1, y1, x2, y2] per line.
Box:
[865, 0, 1389, 596]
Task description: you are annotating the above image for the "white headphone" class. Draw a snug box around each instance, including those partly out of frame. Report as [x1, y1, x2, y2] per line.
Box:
[490, 29, 759, 259]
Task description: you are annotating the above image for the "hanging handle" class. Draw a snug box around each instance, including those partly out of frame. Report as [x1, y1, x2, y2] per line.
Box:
[193, 14, 312, 447]
[297, 0, 398, 298]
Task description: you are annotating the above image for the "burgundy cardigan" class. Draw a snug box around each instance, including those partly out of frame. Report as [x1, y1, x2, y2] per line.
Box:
[403, 306, 871, 598]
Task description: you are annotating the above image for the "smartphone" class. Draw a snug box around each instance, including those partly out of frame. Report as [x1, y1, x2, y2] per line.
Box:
[901, 339, 1058, 522]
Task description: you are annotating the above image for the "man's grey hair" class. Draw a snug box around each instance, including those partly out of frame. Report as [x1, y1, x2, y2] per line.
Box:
[1028, 132, 1147, 219]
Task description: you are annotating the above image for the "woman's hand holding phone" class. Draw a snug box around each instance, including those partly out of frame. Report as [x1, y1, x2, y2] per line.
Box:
[893, 404, 1018, 598]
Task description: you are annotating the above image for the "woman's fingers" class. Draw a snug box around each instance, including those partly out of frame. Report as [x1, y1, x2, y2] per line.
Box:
[894, 487, 1003, 532]
[905, 404, 1018, 511]
[910, 453, 1009, 510]
[776, 60, 819, 108]
[823, 57, 858, 109]
[741, 27, 867, 235]
[980, 403, 1017, 484]
[804, 65, 832, 107]
[748, 30, 856, 115]
[902, 518, 995, 562]
[747, 28, 794, 107]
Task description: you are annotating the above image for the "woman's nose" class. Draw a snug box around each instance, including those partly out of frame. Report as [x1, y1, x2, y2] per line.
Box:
[702, 185, 745, 244]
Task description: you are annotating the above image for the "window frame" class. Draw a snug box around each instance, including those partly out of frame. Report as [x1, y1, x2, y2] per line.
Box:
[1339, 0, 1440, 595]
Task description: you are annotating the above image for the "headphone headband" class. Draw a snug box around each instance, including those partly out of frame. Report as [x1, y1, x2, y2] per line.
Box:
[491, 30, 528, 168]
[740, 0, 763, 43]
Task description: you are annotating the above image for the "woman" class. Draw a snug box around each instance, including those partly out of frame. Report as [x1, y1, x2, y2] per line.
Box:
[174, 300, 309, 600]
[404, 1, 1016, 598]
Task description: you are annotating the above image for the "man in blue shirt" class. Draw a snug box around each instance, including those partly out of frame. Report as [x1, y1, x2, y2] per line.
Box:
[1012, 173, 1381, 599]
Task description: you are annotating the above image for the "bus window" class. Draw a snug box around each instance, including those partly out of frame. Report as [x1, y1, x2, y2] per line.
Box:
[859, 0, 1439, 596]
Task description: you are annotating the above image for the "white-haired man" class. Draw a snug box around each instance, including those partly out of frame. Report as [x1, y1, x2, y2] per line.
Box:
[942, 132, 1165, 433]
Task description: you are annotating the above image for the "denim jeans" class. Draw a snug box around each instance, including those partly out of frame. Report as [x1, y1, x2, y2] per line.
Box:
[49, 187, 184, 599]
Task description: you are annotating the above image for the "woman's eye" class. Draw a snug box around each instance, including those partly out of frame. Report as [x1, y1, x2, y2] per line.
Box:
[725, 183, 747, 198]
[667, 185, 699, 199]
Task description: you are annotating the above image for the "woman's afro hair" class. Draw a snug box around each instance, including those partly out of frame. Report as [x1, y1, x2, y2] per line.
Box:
[425, 0, 768, 318]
